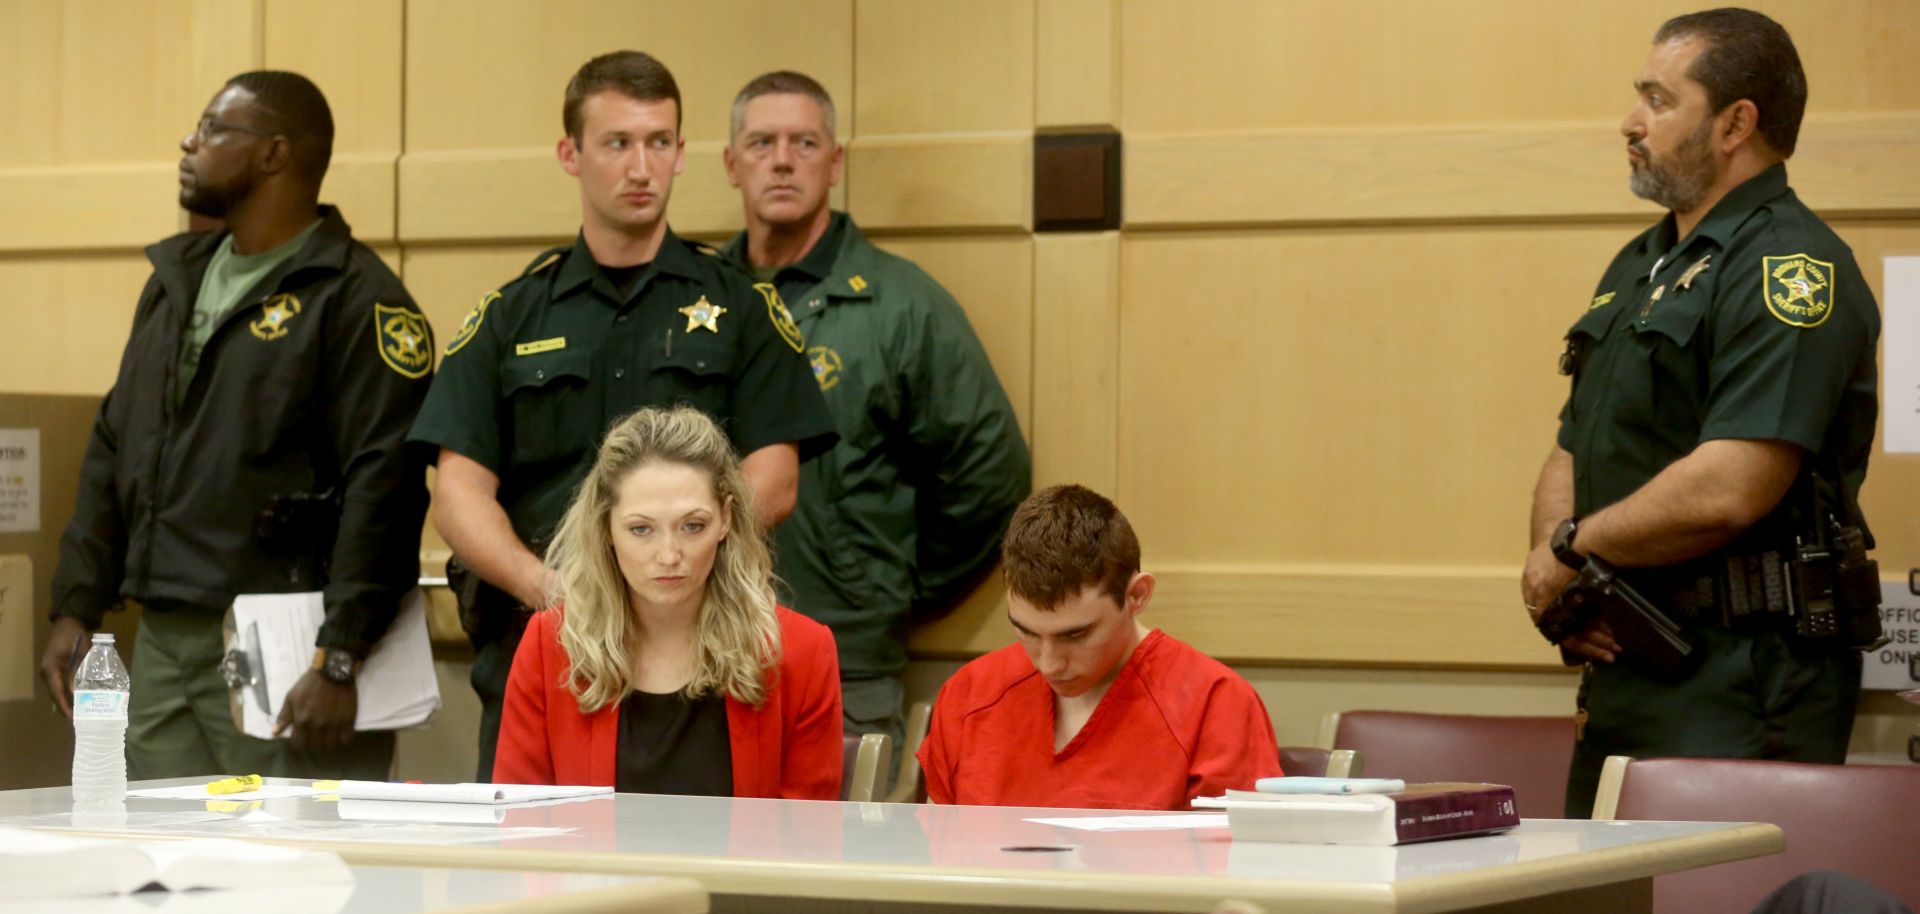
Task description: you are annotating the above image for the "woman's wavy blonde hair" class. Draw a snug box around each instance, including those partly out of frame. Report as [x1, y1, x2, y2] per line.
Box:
[542, 406, 780, 713]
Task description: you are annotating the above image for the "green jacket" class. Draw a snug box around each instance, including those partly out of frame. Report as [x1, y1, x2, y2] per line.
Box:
[724, 214, 1031, 676]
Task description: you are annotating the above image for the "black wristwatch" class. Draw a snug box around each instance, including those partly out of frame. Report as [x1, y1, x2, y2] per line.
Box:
[1549, 517, 1585, 570]
[314, 647, 357, 684]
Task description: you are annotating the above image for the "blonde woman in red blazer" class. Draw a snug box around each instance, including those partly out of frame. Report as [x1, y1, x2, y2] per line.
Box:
[492, 406, 843, 798]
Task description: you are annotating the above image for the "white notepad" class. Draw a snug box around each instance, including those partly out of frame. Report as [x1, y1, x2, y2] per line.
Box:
[334, 782, 612, 805]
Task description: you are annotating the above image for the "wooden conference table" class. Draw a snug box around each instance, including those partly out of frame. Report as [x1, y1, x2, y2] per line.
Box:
[0, 778, 1782, 914]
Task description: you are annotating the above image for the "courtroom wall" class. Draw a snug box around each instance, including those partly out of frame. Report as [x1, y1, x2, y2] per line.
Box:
[2, 1, 1916, 778]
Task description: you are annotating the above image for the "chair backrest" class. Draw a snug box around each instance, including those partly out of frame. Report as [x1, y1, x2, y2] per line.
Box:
[884, 701, 933, 804]
[1328, 710, 1575, 818]
[1592, 755, 1920, 914]
[1277, 746, 1330, 778]
[1275, 746, 1360, 779]
[842, 732, 892, 803]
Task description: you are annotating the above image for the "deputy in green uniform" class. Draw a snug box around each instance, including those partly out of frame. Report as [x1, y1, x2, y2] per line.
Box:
[720, 71, 1031, 757]
[41, 72, 432, 778]
[407, 52, 836, 780]
[1521, 10, 1880, 817]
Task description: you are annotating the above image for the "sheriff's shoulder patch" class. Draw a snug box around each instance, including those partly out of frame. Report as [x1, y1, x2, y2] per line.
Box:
[755, 282, 805, 353]
[445, 291, 498, 357]
[1763, 253, 1835, 328]
[1590, 291, 1616, 310]
[376, 303, 434, 378]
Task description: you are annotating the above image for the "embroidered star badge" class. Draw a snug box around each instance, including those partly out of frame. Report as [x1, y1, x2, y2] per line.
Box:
[679, 295, 727, 333]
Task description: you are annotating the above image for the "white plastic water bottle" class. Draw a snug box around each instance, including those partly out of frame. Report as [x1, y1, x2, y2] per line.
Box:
[71, 633, 131, 804]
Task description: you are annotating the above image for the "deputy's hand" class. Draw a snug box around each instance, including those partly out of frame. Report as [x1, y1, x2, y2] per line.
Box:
[38, 617, 91, 718]
[1521, 544, 1620, 664]
[1520, 544, 1577, 620]
[275, 671, 357, 752]
[1559, 619, 1620, 664]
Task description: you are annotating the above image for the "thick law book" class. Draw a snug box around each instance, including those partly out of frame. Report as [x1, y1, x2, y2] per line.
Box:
[0, 827, 352, 900]
[1196, 782, 1520, 846]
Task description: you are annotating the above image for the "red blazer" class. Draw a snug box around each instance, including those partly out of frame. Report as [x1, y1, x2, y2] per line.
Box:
[493, 605, 843, 799]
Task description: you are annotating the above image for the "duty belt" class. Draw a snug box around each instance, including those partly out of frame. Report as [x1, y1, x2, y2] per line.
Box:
[1660, 549, 1795, 628]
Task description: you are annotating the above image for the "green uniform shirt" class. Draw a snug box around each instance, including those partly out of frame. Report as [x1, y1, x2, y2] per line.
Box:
[408, 228, 837, 545]
[723, 213, 1032, 677]
[178, 218, 322, 404]
[1557, 164, 1879, 558]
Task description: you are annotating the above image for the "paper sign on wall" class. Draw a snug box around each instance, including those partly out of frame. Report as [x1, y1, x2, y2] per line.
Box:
[1884, 257, 1920, 454]
[1862, 579, 1920, 692]
[0, 429, 39, 533]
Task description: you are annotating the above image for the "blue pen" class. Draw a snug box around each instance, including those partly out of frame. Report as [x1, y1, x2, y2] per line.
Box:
[1254, 776, 1406, 795]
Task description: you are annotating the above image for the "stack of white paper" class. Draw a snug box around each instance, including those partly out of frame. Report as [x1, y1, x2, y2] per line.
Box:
[233, 589, 440, 738]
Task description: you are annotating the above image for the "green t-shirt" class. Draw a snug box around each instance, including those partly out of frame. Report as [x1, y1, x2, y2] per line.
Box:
[177, 219, 322, 403]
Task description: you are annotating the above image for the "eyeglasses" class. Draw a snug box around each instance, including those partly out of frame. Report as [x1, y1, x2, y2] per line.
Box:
[189, 117, 275, 144]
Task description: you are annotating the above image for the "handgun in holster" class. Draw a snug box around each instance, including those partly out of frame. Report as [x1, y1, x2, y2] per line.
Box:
[445, 547, 542, 647]
[1535, 556, 1696, 677]
[253, 488, 340, 587]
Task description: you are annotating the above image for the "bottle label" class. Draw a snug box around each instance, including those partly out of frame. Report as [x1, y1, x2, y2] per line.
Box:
[73, 690, 129, 720]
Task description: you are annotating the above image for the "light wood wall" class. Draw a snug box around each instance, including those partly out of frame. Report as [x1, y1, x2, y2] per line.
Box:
[3, 1, 1917, 770]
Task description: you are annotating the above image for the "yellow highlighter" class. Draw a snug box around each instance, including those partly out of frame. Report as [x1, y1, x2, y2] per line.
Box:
[206, 774, 263, 795]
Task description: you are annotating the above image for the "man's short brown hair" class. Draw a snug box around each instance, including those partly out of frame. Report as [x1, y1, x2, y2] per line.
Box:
[563, 50, 681, 143]
[1002, 485, 1140, 611]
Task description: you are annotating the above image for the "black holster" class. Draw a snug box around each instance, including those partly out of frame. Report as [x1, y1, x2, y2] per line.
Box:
[253, 488, 339, 588]
[445, 554, 533, 647]
[1536, 556, 1696, 677]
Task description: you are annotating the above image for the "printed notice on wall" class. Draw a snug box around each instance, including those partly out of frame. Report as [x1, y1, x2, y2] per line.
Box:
[1862, 580, 1920, 691]
[0, 429, 38, 533]
[1884, 257, 1920, 453]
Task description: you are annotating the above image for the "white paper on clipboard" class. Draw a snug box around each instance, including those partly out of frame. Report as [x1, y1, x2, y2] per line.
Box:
[231, 589, 440, 738]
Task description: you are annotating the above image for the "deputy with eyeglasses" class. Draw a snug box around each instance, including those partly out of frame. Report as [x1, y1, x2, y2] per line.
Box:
[40, 71, 433, 779]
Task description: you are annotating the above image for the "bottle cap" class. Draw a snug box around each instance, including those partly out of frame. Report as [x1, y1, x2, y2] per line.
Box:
[91, 633, 114, 644]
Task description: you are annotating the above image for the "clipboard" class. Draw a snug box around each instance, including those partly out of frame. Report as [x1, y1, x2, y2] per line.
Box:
[219, 589, 440, 738]
[219, 612, 272, 729]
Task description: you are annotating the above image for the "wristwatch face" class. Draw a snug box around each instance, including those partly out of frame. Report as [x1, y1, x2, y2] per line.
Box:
[322, 649, 355, 683]
[1551, 518, 1581, 567]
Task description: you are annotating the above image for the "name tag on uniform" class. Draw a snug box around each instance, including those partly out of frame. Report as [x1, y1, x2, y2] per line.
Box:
[515, 337, 566, 356]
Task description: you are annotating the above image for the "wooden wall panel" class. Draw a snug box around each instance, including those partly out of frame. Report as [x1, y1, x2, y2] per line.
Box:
[853, 0, 1034, 135]
[1119, 225, 1621, 567]
[0, 0, 205, 169]
[1120, 0, 1920, 135]
[0, 255, 153, 395]
[401, 0, 853, 242]
[1032, 233, 1119, 493]
[263, 0, 401, 241]
[405, 0, 852, 150]
[1036, 0, 1119, 128]
[1128, 115, 1920, 229]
